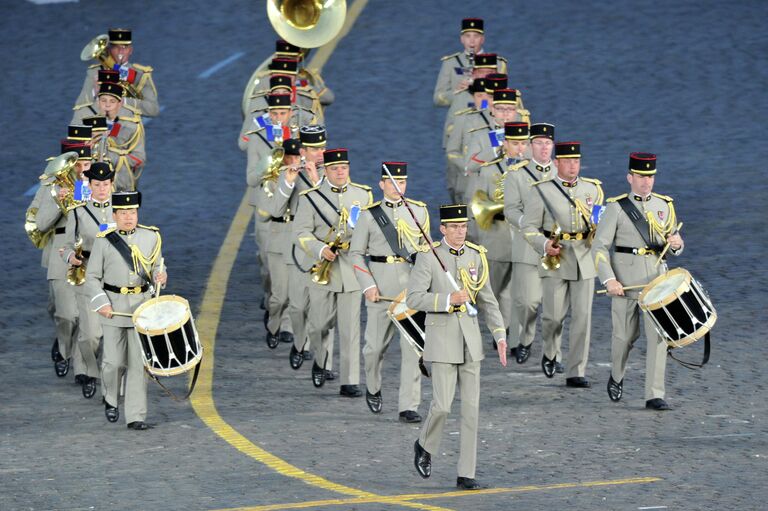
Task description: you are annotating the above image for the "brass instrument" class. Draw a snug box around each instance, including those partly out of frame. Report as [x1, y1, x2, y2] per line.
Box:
[310, 231, 342, 285]
[67, 237, 87, 286]
[541, 224, 562, 270]
[267, 0, 347, 48]
[80, 34, 142, 99]
[41, 152, 83, 214]
[470, 190, 504, 231]
[260, 146, 286, 198]
[24, 207, 52, 249]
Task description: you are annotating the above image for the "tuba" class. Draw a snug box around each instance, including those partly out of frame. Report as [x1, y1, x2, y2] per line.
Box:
[267, 0, 347, 48]
[260, 146, 286, 198]
[470, 190, 504, 231]
[40, 152, 83, 215]
[24, 207, 52, 249]
[541, 224, 562, 270]
[67, 237, 87, 286]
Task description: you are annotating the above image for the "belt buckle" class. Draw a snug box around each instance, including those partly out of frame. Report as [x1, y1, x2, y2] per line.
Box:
[575, 233, 583, 240]
[459, 304, 467, 313]
[120, 286, 129, 294]
[637, 247, 647, 256]
[386, 255, 394, 263]
[562, 233, 571, 241]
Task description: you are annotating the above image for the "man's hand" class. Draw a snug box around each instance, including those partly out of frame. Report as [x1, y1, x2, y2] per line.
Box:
[153, 271, 167, 286]
[304, 160, 320, 185]
[68, 254, 83, 266]
[497, 339, 507, 367]
[285, 165, 299, 185]
[449, 289, 469, 305]
[454, 78, 471, 93]
[57, 187, 70, 202]
[98, 305, 113, 319]
[666, 233, 683, 251]
[545, 239, 561, 256]
[606, 279, 624, 297]
[321, 246, 337, 262]
[364, 287, 380, 303]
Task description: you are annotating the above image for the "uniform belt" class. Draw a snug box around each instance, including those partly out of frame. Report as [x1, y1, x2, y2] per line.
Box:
[55, 227, 66, 235]
[615, 246, 659, 256]
[493, 212, 505, 221]
[103, 283, 149, 295]
[270, 215, 294, 223]
[369, 255, 410, 264]
[448, 304, 468, 313]
[543, 230, 590, 241]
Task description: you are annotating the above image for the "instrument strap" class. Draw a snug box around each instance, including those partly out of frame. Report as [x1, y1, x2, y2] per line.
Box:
[368, 204, 414, 263]
[291, 245, 313, 273]
[145, 362, 201, 401]
[550, 180, 592, 227]
[617, 196, 663, 251]
[82, 204, 102, 229]
[521, 164, 538, 182]
[253, 130, 272, 149]
[667, 332, 710, 369]
[453, 54, 463, 69]
[88, 105, 98, 116]
[105, 230, 151, 284]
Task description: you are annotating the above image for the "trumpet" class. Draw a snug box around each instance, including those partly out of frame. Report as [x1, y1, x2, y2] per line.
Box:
[67, 237, 87, 286]
[311, 231, 342, 285]
[541, 224, 562, 271]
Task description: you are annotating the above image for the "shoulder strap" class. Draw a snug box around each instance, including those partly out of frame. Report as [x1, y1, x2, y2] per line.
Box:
[104, 231, 151, 283]
[617, 196, 662, 250]
[520, 164, 538, 182]
[82, 205, 102, 228]
[253, 130, 272, 149]
[453, 54, 463, 68]
[368, 204, 413, 262]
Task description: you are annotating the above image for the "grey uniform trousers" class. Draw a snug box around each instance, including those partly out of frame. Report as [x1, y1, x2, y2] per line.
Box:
[541, 276, 594, 378]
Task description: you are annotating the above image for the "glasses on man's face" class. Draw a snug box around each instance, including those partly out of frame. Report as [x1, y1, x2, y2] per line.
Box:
[494, 106, 517, 114]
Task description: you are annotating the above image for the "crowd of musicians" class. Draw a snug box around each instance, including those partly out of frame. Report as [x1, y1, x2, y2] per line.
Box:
[28, 19, 688, 490]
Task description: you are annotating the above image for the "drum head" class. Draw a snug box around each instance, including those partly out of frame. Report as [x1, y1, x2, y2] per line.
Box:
[640, 268, 691, 310]
[134, 295, 191, 336]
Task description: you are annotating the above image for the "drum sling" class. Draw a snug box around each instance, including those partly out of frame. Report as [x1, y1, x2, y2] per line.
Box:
[617, 197, 664, 252]
[667, 332, 710, 370]
[146, 363, 201, 401]
[368, 204, 414, 263]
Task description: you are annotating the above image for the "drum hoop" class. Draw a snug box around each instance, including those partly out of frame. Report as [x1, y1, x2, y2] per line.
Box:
[639, 267, 692, 312]
[665, 311, 718, 348]
[133, 294, 192, 336]
[144, 353, 202, 377]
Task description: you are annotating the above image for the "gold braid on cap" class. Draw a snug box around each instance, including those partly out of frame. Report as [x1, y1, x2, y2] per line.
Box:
[130, 232, 162, 278]
[458, 252, 489, 304]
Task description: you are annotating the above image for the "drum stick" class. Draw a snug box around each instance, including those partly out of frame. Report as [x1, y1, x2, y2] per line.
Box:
[655, 222, 683, 268]
[154, 257, 165, 299]
[109, 311, 134, 318]
[596, 284, 647, 295]
[376, 296, 398, 303]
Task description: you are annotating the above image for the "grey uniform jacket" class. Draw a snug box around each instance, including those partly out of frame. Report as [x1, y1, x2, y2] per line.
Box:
[592, 192, 682, 291]
[503, 160, 555, 264]
[85, 225, 164, 328]
[238, 98, 318, 151]
[74, 63, 160, 117]
[522, 176, 604, 281]
[61, 200, 114, 294]
[407, 240, 506, 364]
[293, 179, 373, 293]
[474, 159, 513, 262]
[446, 108, 493, 163]
[36, 185, 69, 279]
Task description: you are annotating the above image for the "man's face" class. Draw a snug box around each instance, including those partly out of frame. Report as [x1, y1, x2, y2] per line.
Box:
[91, 179, 112, 201]
[98, 95, 122, 119]
[269, 108, 291, 125]
[471, 67, 494, 80]
[113, 208, 138, 230]
[503, 140, 528, 159]
[300, 146, 325, 165]
[108, 44, 133, 65]
[75, 160, 92, 178]
[492, 103, 519, 124]
[473, 92, 491, 109]
[530, 137, 554, 163]
[440, 222, 468, 247]
[326, 163, 349, 186]
[284, 154, 301, 167]
[627, 173, 655, 196]
[556, 157, 581, 181]
[460, 32, 484, 54]
[379, 178, 406, 200]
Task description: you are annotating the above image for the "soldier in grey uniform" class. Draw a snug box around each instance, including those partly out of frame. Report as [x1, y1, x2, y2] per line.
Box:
[61, 162, 115, 399]
[86, 191, 166, 429]
[592, 153, 684, 410]
[74, 28, 159, 118]
[503, 123, 557, 364]
[73, 82, 146, 191]
[348, 162, 429, 422]
[409, 204, 507, 490]
[522, 142, 604, 387]
[293, 148, 372, 395]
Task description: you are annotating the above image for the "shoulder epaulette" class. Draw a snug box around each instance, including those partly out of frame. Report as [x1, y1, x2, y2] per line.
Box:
[607, 193, 628, 203]
[652, 192, 674, 202]
[132, 63, 153, 73]
[73, 102, 93, 111]
[441, 52, 460, 61]
[454, 107, 474, 116]
[245, 125, 267, 135]
[468, 125, 492, 133]
[364, 200, 381, 210]
[299, 185, 320, 196]
[405, 198, 426, 207]
[465, 240, 487, 253]
[249, 91, 269, 99]
[581, 177, 603, 186]
[531, 180, 547, 187]
[498, 56, 508, 63]
[139, 224, 159, 232]
[97, 227, 116, 238]
[432, 241, 441, 248]
[481, 157, 503, 168]
[350, 182, 371, 191]
[88, 63, 100, 69]
[296, 89, 316, 98]
[509, 160, 530, 171]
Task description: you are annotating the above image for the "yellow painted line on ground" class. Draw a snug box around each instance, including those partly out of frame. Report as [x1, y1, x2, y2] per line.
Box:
[212, 476, 662, 511]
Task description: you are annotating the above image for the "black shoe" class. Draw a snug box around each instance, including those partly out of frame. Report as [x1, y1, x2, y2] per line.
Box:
[645, 398, 671, 411]
[289, 345, 305, 370]
[413, 440, 431, 478]
[566, 377, 591, 388]
[82, 377, 97, 399]
[104, 401, 119, 423]
[51, 338, 60, 362]
[515, 344, 531, 364]
[399, 410, 422, 423]
[74, 374, 87, 385]
[366, 389, 382, 413]
[456, 477, 484, 490]
[259, 296, 266, 310]
[541, 355, 556, 378]
[311, 361, 326, 388]
[127, 421, 153, 430]
[302, 350, 313, 361]
[340, 384, 362, 397]
[279, 331, 294, 344]
[607, 375, 623, 402]
[324, 370, 336, 381]
[54, 356, 69, 378]
[265, 331, 279, 349]
[555, 361, 565, 374]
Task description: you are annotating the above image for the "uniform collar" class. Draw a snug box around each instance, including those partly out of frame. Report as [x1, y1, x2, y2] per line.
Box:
[633, 193, 652, 202]
[443, 238, 465, 256]
[384, 198, 403, 208]
[92, 199, 110, 208]
[559, 177, 578, 188]
[328, 180, 348, 193]
[118, 228, 136, 235]
[532, 158, 552, 172]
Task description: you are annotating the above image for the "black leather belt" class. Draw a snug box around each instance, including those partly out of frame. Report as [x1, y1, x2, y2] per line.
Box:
[55, 227, 66, 234]
[543, 230, 590, 241]
[103, 283, 149, 295]
[270, 215, 294, 223]
[369, 255, 409, 264]
[493, 212, 505, 221]
[448, 304, 468, 313]
[615, 246, 660, 256]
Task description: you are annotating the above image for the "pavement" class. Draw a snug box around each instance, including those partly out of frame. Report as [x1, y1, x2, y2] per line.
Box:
[1, 0, 767, 510]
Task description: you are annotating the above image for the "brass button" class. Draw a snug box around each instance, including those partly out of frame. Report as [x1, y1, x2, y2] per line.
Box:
[562, 233, 571, 241]
[575, 233, 583, 240]
[637, 247, 647, 255]
[386, 255, 394, 263]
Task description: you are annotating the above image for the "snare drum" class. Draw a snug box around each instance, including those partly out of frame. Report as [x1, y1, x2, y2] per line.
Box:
[639, 268, 717, 349]
[386, 290, 426, 353]
[132, 295, 203, 377]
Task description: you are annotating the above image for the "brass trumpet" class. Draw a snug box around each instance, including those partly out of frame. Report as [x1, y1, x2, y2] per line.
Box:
[311, 232, 342, 285]
[541, 224, 562, 270]
[67, 237, 87, 286]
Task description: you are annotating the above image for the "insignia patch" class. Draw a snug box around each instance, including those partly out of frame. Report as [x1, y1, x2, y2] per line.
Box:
[469, 264, 478, 281]
[658, 211, 665, 220]
[586, 196, 593, 208]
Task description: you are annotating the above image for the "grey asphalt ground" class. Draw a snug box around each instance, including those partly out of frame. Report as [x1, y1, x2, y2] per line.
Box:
[1, 1, 767, 510]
